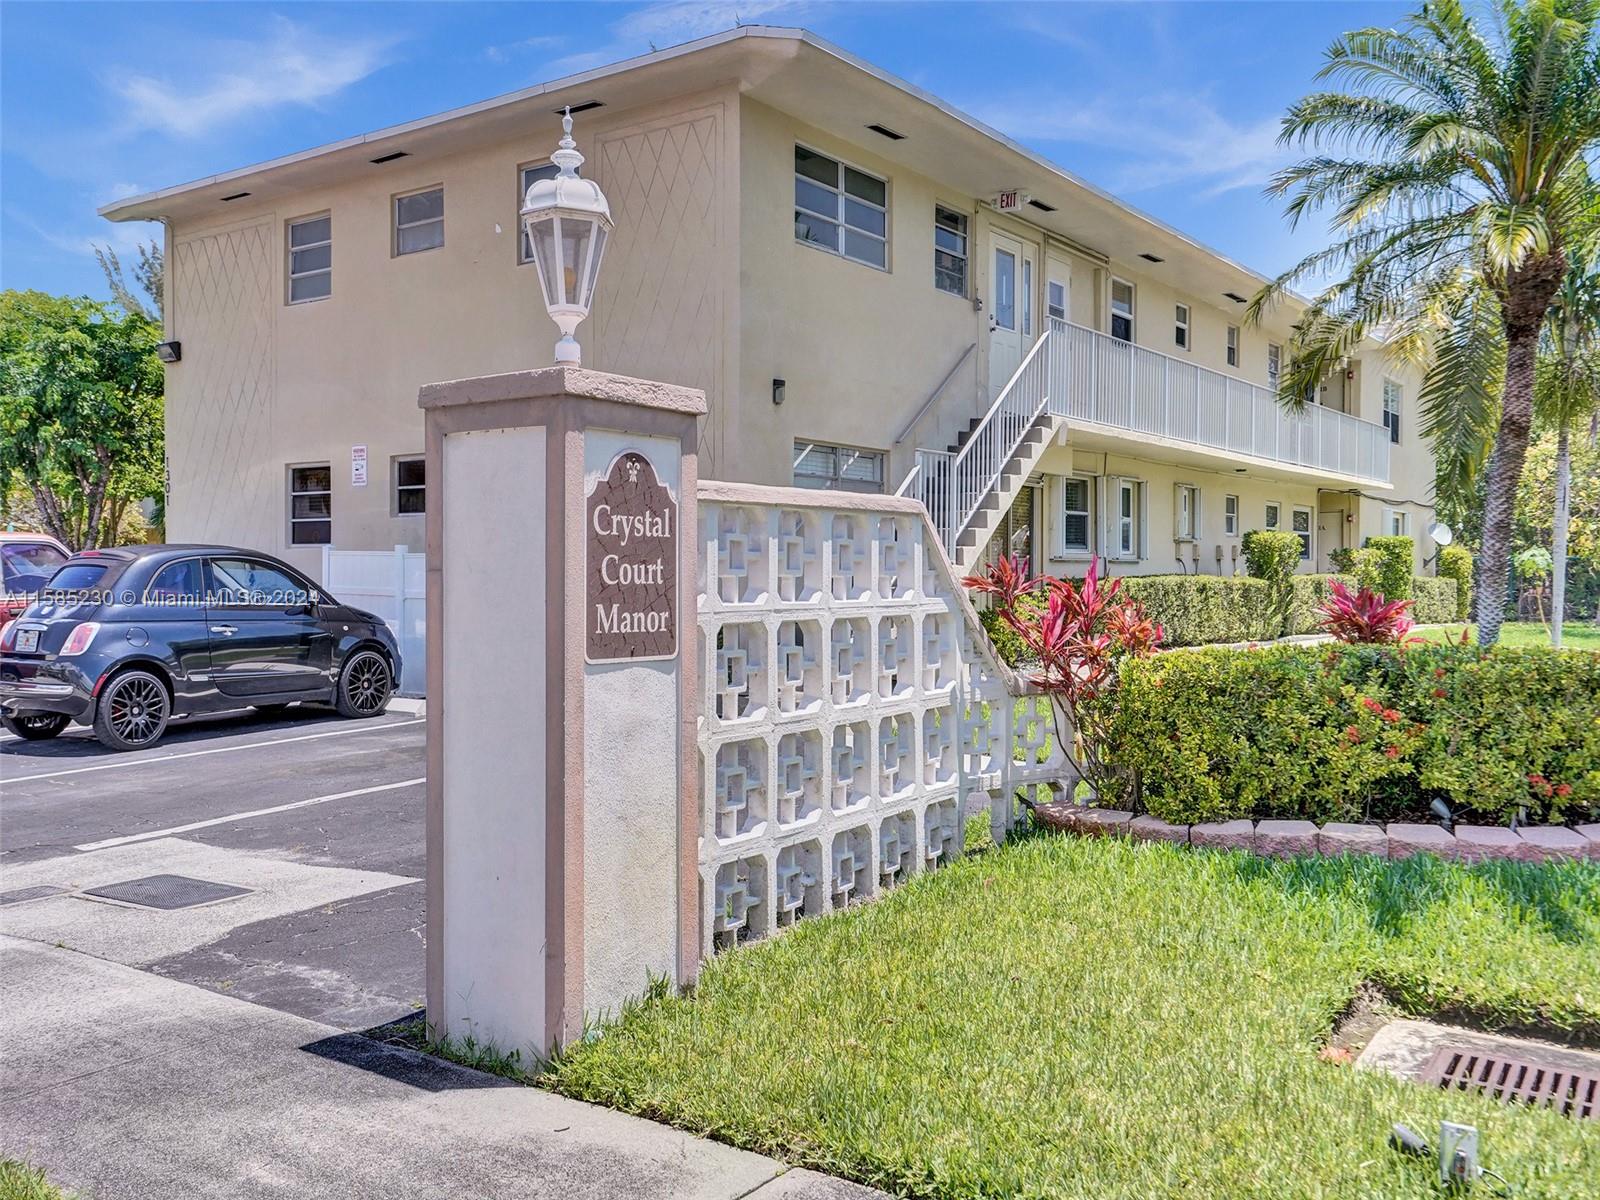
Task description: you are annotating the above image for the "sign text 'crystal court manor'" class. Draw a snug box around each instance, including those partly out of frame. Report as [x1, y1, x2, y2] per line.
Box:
[585, 451, 678, 662]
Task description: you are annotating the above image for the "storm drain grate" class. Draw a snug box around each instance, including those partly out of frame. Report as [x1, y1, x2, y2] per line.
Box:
[81, 875, 251, 911]
[0, 885, 69, 906]
[1422, 1046, 1600, 1121]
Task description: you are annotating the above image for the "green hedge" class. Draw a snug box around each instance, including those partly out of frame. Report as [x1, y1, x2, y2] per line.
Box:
[1439, 544, 1474, 620]
[1106, 644, 1600, 826]
[1410, 577, 1457, 625]
[1360, 535, 1414, 600]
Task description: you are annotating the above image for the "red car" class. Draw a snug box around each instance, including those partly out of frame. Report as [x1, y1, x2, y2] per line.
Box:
[1, 532, 70, 633]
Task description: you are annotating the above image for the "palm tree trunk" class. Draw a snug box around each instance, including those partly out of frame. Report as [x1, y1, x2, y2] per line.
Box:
[1478, 327, 1539, 645]
[1551, 418, 1571, 647]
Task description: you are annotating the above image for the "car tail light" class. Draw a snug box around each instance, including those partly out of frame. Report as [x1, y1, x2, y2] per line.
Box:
[59, 622, 101, 656]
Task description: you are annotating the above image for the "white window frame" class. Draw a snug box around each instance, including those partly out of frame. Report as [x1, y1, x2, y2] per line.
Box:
[286, 213, 332, 305]
[1110, 278, 1135, 343]
[1382, 377, 1402, 444]
[1224, 493, 1239, 537]
[1056, 474, 1095, 558]
[1047, 278, 1068, 322]
[394, 185, 445, 256]
[1265, 501, 1282, 531]
[288, 463, 332, 546]
[1174, 483, 1201, 542]
[1267, 343, 1282, 392]
[1291, 505, 1314, 560]
[1174, 303, 1190, 350]
[1226, 325, 1240, 368]
[1384, 507, 1410, 537]
[794, 144, 888, 271]
[1112, 477, 1143, 560]
[933, 205, 968, 297]
[1022, 257, 1033, 337]
[394, 454, 425, 517]
[792, 440, 885, 494]
[517, 161, 559, 264]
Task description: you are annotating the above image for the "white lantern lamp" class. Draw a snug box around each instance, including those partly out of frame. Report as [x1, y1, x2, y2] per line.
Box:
[521, 107, 613, 365]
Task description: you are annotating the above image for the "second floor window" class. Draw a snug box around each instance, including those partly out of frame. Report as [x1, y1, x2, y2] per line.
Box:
[287, 215, 331, 303]
[1174, 304, 1190, 349]
[795, 146, 887, 269]
[519, 162, 559, 263]
[1383, 379, 1402, 443]
[933, 207, 967, 295]
[395, 187, 444, 255]
[1111, 279, 1134, 342]
[1267, 343, 1282, 392]
[1226, 325, 1240, 368]
[1047, 279, 1067, 321]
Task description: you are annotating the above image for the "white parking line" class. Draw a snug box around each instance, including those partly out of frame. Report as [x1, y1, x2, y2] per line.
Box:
[73, 777, 427, 851]
[2, 718, 424, 784]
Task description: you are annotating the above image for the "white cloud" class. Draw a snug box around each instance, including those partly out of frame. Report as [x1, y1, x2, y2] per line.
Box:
[6, 206, 157, 261]
[111, 17, 395, 138]
[970, 91, 1289, 199]
[483, 35, 566, 65]
[612, 1, 812, 46]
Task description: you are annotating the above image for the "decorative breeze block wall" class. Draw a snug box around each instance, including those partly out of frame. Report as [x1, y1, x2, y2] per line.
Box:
[697, 490, 1075, 956]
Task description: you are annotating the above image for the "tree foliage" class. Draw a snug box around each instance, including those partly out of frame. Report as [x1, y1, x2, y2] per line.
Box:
[0, 290, 164, 549]
[94, 240, 164, 321]
[1249, 0, 1600, 645]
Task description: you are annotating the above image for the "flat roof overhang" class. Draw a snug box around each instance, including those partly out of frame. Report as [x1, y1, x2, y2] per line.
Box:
[1059, 422, 1393, 491]
[98, 27, 1307, 329]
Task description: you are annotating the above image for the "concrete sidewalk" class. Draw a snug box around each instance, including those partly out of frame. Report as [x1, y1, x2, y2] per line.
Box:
[0, 936, 883, 1199]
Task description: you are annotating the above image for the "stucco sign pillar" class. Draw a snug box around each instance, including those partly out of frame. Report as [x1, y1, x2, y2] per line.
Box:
[419, 366, 705, 1058]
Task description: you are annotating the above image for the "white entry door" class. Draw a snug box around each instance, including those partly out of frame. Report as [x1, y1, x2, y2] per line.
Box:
[988, 232, 1034, 397]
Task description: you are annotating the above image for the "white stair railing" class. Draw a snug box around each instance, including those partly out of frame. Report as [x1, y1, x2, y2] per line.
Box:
[912, 330, 1052, 556]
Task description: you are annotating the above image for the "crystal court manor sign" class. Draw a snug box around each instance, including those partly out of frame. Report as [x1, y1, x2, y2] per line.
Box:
[586, 450, 678, 661]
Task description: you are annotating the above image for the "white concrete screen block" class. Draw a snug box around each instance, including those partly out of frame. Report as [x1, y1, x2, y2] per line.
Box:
[440, 425, 548, 1055]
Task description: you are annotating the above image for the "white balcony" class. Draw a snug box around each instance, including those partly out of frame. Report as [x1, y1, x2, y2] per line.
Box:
[1047, 318, 1391, 486]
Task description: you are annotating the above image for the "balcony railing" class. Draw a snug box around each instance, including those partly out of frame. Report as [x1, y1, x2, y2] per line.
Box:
[1047, 317, 1391, 486]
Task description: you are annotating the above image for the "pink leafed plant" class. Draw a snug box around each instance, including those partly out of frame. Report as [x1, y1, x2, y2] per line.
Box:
[964, 556, 1162, 793]
[1316, 579, 1418, 645]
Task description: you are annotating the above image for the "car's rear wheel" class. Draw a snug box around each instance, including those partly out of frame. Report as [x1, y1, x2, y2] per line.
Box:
[93, 670, 171, 751]
[335, 649, 392, 719]
[1, 711, 71, 740]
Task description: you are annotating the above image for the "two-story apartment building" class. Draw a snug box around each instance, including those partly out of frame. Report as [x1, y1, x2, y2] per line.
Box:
[102, 26, 1438, 583]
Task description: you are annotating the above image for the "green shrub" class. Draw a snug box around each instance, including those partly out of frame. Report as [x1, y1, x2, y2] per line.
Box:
[978, 597, 1038, 666]
[1410, 577, 1457, 625]
[1290, 573, 1356, 634]
[1327, 546, 1357, 574]
[1439, 544, 1474, 620]
[1113, 575, 1274, 646]
[1364, 535, 1414, 599]
[1241, 530, 1302, 637]
[1108, 644, 1600, 826]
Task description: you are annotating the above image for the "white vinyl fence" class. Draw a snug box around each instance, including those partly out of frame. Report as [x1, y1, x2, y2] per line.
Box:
[320, 545, 426, 696]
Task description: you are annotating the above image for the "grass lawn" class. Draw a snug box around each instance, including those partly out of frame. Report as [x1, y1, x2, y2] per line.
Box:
[0, 1162, 67, 1200]
[1414, 621, 1600, 650]
[546, 837, 1600, 1199]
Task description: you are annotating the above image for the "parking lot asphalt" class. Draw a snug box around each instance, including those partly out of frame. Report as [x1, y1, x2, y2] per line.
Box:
[1, 703, 427, 1029]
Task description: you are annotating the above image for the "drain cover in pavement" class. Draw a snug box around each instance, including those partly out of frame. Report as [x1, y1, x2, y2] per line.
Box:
[82, 874, 252, 910]
[1422, 1046, 1600, 1121]
[0, 885, 69, 906]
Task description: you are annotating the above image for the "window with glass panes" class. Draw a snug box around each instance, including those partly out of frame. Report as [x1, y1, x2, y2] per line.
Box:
[1174, 304, 1190, 349]
[1226, 325, 1240, 368]
[1267, 343, 1282, 391]
[1111, 279, 1134, 342]
[792, 441, 884, 493]
[1383, 378, 1402, 443]
[1047, 279, 1067, 321]
[794, 147, 887, 268]
[1175, 484, 1200, 540]
[1061, 477, 1092, 553]
[289, 465, 331, 545]
[933, 207, 967, 295]
[1292, 506, 1313, 559]
[1224, 494, 1239, 536]
[287, 215, 331, 303]
[395, 187, 444, 255]
[395, 456, 425, 515]
[1116, 479, 1141, 557]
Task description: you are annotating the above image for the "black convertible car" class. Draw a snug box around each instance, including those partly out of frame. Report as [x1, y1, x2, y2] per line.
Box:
[0, 544, 400, 751]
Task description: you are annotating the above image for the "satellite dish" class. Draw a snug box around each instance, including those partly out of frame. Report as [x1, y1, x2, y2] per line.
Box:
[1427, 521, 1454, 547]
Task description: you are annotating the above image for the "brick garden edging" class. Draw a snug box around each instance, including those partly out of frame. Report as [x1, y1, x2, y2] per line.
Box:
[1035, 803, 1600, 864]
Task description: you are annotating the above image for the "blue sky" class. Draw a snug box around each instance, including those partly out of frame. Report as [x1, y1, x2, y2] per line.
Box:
[1, 0, 1411, 304]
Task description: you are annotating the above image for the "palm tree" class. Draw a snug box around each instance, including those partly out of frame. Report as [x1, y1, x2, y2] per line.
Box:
[1536, 253, 1600, 644]
[1248, 0, 1600, 645]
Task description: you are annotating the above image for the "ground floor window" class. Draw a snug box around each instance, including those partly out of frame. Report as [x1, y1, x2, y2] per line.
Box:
[289, 464, 331, 545]
[1265, 501, 1282, 531]
[1174, 484, 1200, 541]
[1114, 478, 1143, 559]
[792, 441, 884, 493]
[1385, 507, 1410, 537]
[1292, 505, 1313, 559]
[395, 455, 425, 515]
[1060, 476, 1093, 554]
[1224, 493, 1239, 536]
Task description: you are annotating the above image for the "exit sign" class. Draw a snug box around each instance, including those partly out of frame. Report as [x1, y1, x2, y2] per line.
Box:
[993, 190, 1029, 212]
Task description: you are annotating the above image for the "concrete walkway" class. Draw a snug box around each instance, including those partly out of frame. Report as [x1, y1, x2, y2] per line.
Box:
[0, 936, 884, 1199]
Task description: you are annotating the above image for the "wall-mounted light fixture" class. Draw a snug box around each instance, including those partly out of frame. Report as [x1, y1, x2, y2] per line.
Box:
[771, 378, 786, 406]
[155, 341, 182, 364]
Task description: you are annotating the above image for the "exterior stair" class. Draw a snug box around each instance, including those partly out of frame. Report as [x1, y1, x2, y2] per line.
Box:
[953, 415, 1056, 563]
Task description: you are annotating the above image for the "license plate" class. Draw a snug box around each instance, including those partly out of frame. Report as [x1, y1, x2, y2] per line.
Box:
[15, 628, 39, 653]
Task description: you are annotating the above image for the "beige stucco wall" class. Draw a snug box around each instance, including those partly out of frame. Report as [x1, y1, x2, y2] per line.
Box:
[164, 86, 739, 579]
